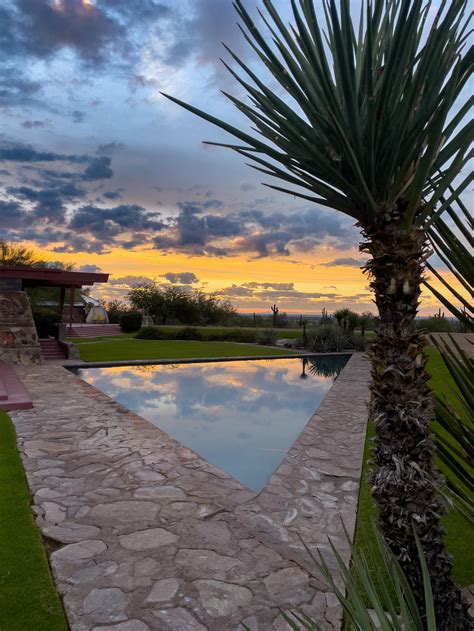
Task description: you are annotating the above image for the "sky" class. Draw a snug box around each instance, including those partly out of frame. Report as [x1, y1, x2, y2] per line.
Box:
[0, 0, 469, 314]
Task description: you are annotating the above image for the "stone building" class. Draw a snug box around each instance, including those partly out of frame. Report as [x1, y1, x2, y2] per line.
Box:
[0, 266, 109, 365]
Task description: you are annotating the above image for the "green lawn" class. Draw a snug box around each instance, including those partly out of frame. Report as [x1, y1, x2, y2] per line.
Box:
[69, 327, 302, 345]
[76, 338, 294, 362]
[353, 346, 473, 601]
[0, 412, 67, 631]
[68, 333, 135, 344]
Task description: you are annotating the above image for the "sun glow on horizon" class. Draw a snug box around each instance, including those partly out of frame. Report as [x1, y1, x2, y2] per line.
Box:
[24, 241, 466, 317]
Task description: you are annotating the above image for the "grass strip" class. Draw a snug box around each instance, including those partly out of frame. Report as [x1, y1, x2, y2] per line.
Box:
[0, 412, 67, 631]
[77, 339, 293, 362]
[353, 346, 473, 607]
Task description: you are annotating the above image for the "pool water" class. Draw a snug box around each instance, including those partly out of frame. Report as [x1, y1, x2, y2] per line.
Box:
[78, 356, 348, 492]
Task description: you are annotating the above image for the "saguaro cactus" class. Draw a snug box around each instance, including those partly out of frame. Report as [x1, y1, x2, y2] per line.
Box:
[271, 304, 279, 328]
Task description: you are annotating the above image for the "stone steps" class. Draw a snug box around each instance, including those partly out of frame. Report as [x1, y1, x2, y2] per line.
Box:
[39, 339, 67, 360]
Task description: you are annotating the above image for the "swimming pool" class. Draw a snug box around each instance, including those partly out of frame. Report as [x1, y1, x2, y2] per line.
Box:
[78, 356, 348, 492]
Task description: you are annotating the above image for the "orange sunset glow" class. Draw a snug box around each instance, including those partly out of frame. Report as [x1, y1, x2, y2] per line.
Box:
[1, 0, 469, 318]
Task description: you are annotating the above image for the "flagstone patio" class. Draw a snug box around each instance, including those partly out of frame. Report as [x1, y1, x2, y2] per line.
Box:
[9, 353, 370, 630]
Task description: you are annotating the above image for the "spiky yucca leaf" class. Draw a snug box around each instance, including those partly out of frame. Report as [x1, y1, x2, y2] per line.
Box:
[429, 335, 474, 525]
[278, 526, 436, 631]
[424, 190, 473, 329]
[163, 0, 472, 228]
[421, 183, 473, 521]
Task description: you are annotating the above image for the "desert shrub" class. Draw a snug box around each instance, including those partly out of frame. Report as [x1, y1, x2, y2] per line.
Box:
[175, 327, 202, 340]
[32, 309, 59, 338]
[203, 331, 226, 341]
[295, 335, 304, 348]
[350, 333, 368, 351]
[108, 310, 128, 324]
[256, 329, 277, 345]
[305, 324, 351, 352]
[418, 316, 456, 332]
[105, 300, 128, 324]
[224, 328, 256, 343]
[119, 311, 142, 333]
[135, 327, 172, 340]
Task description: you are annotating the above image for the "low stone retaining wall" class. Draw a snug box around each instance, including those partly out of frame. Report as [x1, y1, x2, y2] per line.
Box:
[0, 290, 42, 365]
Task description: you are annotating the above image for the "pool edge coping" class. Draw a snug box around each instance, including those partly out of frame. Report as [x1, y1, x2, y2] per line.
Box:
[65, 351, 353, 370]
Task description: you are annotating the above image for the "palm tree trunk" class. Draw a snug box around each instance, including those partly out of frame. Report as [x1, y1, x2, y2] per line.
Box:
[361, 213, 470, 629]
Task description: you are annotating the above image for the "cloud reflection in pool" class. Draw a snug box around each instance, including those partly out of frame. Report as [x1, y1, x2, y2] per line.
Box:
[78, 357, 348, 492]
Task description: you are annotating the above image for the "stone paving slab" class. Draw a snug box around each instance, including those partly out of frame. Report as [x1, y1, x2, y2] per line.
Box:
[236, 355, 370, 582]
[10, 354, 370, 630]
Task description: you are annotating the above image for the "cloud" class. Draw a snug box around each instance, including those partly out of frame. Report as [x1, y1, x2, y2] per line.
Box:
[256, 289, 338, 300]
[218, 284, 254, 298]
[243, 282, 295, 291]
[99, 0, 170, 23]
[240, 182, 257, 192]
[52, 233, 110, 254]
[0, 139, 87, 164]
[72, 109, 85, 123]
[82, 156, 114, 181]
[103, 189, 123, 200]
[188, 0, 245, 67]
[0, 0, 174, 83]
[77, 264, 103, 273]
[153, 201, 242, 255]
[2, 0, 124, 66]
[7, 182, 85, 223]
[108, 275, 154, 287]
[0, 200, 30, 228]
[0, 65, 42, 109]
[21, 120, 45, 128]
[1, 182, 355, 257]
[153, 202, 354, 258]
[161, 272, 199, 285]
[323, 257, 367, 267]
[69, 204, 163, 239]
[97, 142, 126, 155]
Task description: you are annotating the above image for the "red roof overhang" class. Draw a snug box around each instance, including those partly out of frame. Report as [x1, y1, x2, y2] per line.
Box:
[0, 266, 109, 288]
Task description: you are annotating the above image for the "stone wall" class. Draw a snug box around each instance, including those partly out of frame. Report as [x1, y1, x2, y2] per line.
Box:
[0, 290, 42, 365]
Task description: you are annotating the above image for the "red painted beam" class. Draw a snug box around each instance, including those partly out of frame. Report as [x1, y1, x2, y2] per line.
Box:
[0, 266, 109, 287]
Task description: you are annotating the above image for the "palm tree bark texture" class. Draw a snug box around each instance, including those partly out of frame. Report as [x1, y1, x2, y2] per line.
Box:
[361, 207, 471, 629]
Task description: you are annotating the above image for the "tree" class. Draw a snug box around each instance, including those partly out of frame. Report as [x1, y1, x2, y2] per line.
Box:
[163, 1, 472, 626]
[127, 284, 167, 323]
[333, 307, 353, 331]
[358, 311, 374, 337]
[105, 300, 128, 324]
[194, 290, 236, 325]
[0, 241, 75, 271]
[127, 284, 237, 326]
[0, 240, 46, 267]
